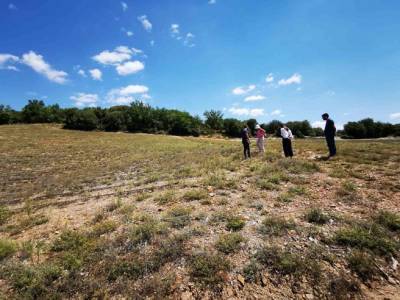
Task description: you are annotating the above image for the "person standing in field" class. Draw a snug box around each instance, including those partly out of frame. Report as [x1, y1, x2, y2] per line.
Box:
[280, 124, 294, 158]
[322, 113, 337, 158]
[241, 125, 251, 159]
[255, 124, 266, 154]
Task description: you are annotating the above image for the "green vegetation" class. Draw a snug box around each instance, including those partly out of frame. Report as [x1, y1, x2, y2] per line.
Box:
[0, 239, 17, 260]
[215, 233, 245, 254]
[183, 189, 208, 201]
[226, 215, 246, 231]
[347, 250, 378, 282]
[162, 206, 191, 228]
[374, 210, 400, 231]
[259, 216, 295, 236]
[305, 208, 329, 225]
[0, 205, 10, 225]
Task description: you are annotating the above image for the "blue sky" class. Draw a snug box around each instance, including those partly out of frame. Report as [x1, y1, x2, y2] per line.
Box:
[1, 0, 400, 128]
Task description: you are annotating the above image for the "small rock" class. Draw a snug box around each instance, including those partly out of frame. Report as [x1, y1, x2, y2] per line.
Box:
[391, 257, 398, 270]
[388, 277, 397, 285]
[261, 275, 268, 286]
[209, 193, 215, 197]
[181, 291, 194, 300]
[305, 294, 314, 300]
[237, 274, 245, 286]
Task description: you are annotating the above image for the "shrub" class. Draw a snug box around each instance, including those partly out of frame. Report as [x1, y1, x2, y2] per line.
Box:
[52, 230, 87, 252]
[90, 220, 117, 237]
[336, 181, 359, 203]
[128, 218, 160, 246]
[64, 108, 98, 131]
[243, 260, 262, 283]
[259, 216, 295, 236]
[0, 239, 17, 260]
[226, 215, 246, 231]
[163, 206, 191, 228]
[347, 250, 378, 282]
[305, 208, 329, 225]
[215, 233, 244, 254]
[155, 190, 175, 205]
[183, 189, 208, 201]
[328, 275, 361, 300]
[334, 225, 398, 256]
[0, 205, 10, 225]
[188, 252, 231, 287]
[255, 246, 304, 276]
[374, 210, 400, 232]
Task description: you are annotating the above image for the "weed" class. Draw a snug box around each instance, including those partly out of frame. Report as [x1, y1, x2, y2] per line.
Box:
[215, 233, 245, 254]
[255, 246, 304, 276]
[105, 198, 122, 212]
[0, 238, 17, 260]
[90, 220, 117, 237]
[188, 252, 231, 287]
[183, 189, 208, 201]
[0, 205, 10, 225]
[374, 210, 400, 231]
[328, 274, 361, 300]
[128, 218, 160, 246]
[155, 190, 175, 205]
[52, 230, 87, 252]
[336, 181, 359, 203]
[163, 206, 191, 228]
[277, 192, 293, 203]
[243, 260, 262, 283]
[259, 216, 295, 236]
[347, 250, 378, 282]
[288, 185, 307, 196]
[256, 179, 279, 191]
[135, 192, 151, 202]
[305, 208, 329, 225]
[226, 215, 246, 231]
[334, 225, 398, 256]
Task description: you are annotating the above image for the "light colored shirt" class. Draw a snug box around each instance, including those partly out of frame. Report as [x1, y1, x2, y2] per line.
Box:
[281, 128, 293, 139]
[256, 128, 265, 139]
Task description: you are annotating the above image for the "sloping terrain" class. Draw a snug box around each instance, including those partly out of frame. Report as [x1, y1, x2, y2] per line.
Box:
[1, 125, 399, 299]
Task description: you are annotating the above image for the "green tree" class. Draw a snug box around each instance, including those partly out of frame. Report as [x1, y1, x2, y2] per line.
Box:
[204, 110, 224, 131]
[223, 118, 244, 137]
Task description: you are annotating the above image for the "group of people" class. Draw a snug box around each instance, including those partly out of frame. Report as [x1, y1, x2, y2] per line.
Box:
[241, 113, 337, 159]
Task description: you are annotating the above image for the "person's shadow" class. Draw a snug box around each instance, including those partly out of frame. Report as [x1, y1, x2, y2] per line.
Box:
[315, 155, 331, 161]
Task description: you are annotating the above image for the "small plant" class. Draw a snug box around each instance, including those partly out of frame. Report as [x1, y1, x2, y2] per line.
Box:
[347, 250, 378, 282]
[215, 233, 245, 254]
[0, 238, 17, 260]
[243, 260, 262, 283]
[105, 198, 122, 212]
[129, 218, 160, 246]
[255, 246, 304, 276]
[328, 274, 361, 300]
[336, 181, 359, 203]
[0, 205, 10, 225]
[135, 192, 151, 202]
[288, 185, 307, 196]
[183, 189, 208, 201]
[90, 220, 117, 237]
[259, 216, 295, 236]
[155, 190, 175, 205]
[256, 179, 279, 191]
[163, 206, 191, 228]
[52, 230, 87, 252]
[277, 192, 293, 203]
[226, 215, 246, 231]
[305, 208, 329, 225]
[334, 225, 398, 256]
[374, 210, 400, 231]
[188, 252, 231, 287]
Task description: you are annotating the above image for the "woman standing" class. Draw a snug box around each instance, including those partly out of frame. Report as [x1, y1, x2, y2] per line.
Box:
[255, 124, 266, 154]
[280, 124, 294, 158]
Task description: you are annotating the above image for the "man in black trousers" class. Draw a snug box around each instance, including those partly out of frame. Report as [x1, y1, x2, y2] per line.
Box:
[322, 113, 336, 158]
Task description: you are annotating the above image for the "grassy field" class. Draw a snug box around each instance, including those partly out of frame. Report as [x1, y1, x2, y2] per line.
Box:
[1, 124, 399, 299]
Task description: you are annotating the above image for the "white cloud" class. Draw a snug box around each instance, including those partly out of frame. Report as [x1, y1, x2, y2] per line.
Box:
[184, 32, 195, 47]
[126, 31, 133, 37]
[89, 69, 102, 80]
[92, 46, 132, 65]
[116, 61, 144, 75]
[209, 0, 216, 4]
[170, 24, 180, 38]
[70, 93, 99, 107]
[107, 85, 149, 105]
[121, 2, 128, 11]
[228, 107, 264, 117]
[232, 84, 256, 95]
[141, 94, 152, 100]
[244, 95, 265, 102]
[150, 40, 155, 46]
[312, 121, 326, 129]
[8, 3, 17, 10]
[21, 51, 68, 84]
[389, 112, 400, 120]
[270, 109, 282, 116]
[138, 15, 152, 32]
[278, 73, 302, 86]
[0, 53, 19, 70]
[265, 73, 274, 83]
[77, 69, 86, 77]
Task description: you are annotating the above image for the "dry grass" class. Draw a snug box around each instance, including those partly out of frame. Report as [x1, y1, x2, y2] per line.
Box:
[1, 125, 399, 299]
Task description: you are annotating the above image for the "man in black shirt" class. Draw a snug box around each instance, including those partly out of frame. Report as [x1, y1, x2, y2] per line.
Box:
[322, 113, 336, 158]
[241, 126, 251, 159]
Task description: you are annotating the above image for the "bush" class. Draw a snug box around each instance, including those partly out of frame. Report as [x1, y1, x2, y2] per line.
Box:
[305, 208, 329, 225]
[52, 230, 87, 252]
[223, 118, 244, 137]
[0, 205, 10, 225]
[215, 233, 244, 254]
[347, 250, 378, 282]
[374, 210, 400, 231]
[64, 108, 98, 131]
[162, 206, 191, 228]
[0, 239, 17, 260]
[226, 215, 245, 231]
[183, 189, 208, 201]
[188, 252, 231, 287]
[259, 216, 295, 236]
[255, 246, 304, 276]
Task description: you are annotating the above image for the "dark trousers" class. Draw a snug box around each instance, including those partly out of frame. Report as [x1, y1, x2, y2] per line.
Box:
[242, 141, 250, 159]
[282, 138, 293, 157]
[326, 136, 336, 156]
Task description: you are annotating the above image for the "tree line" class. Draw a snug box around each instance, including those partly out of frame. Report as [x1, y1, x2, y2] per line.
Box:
[1, 100, 399, 138]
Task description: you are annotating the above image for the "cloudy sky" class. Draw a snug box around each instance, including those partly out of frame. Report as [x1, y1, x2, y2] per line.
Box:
[1, 0, 400, 128]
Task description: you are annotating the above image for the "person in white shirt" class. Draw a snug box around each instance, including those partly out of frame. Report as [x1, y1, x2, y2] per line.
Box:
[280, 125, 294, 157]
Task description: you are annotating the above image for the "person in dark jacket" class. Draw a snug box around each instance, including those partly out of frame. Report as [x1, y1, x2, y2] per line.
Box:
[322, 113, 336, 158]
[241, 126, 251, 159]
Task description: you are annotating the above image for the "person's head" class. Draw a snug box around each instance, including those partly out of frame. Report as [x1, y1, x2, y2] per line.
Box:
[282, 124, 288, 129]
[255, 124, 260, 130]
[322, 113, 329, 120]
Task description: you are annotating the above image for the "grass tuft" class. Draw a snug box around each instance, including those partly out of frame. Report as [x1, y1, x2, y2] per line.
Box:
[226, 215, 246, 231]
[305, 208, 329, 225]
[215, 233, 245, 254]
[259, 216, 295, 236]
